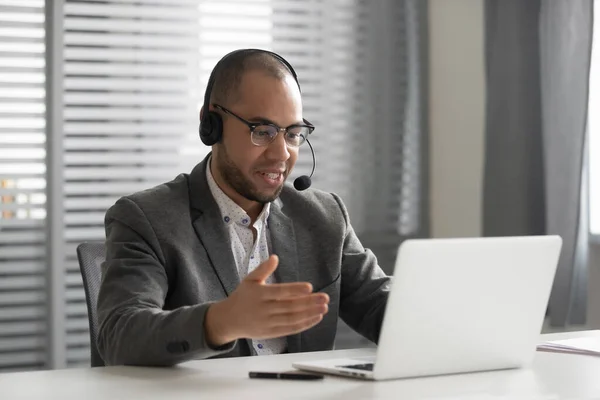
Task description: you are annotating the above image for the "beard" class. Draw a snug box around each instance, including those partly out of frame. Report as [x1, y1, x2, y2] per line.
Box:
[214, 145, 286, 203]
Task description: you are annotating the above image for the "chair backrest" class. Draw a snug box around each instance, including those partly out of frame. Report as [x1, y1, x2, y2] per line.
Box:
[76, 241, 106, 367]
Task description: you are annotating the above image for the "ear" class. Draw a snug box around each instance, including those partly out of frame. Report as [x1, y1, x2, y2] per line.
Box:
[199, 106, 204, 121]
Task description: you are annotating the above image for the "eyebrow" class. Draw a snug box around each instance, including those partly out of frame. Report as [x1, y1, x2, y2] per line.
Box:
[248, 115, 305, 126]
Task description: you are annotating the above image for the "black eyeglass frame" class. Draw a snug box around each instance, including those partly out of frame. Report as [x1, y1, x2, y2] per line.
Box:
[213, 104, 315, 147]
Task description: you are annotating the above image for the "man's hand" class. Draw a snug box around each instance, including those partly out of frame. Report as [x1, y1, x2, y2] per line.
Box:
[204, 255, 330, 347]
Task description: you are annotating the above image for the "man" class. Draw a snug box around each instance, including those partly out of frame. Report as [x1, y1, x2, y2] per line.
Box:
[97, 49, 390, 366]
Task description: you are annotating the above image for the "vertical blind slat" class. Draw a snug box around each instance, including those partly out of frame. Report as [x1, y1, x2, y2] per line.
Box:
[0, 0, 47, 370]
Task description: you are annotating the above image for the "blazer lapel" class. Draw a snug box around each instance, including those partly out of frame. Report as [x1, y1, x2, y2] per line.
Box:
[189, 155, 240, 296]
[269, 198, 302, 353]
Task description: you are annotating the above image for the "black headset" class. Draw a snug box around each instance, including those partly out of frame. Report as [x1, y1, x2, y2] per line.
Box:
[199, 49, 301, 146]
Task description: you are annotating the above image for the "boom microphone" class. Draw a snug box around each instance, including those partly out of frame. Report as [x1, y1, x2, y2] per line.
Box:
[293, 139, 315, 191]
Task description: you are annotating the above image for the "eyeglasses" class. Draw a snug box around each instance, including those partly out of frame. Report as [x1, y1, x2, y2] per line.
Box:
[214, 104, 314, 147]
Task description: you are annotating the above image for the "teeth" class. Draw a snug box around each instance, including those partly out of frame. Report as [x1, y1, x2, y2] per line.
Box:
[259, 171, 282, 180]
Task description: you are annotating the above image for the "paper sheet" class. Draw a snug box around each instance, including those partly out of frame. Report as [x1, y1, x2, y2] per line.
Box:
[537, 337, 600, 356]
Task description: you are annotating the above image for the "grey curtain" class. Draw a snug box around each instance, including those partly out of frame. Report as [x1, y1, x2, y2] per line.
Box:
[335, 0, 429, 350]
[484, 0, 593, 326]
[354, 0, 430, 275]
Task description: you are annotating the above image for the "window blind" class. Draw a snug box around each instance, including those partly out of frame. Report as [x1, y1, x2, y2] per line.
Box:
[61, 0, 200, 367]
[0, 0, 47, 372]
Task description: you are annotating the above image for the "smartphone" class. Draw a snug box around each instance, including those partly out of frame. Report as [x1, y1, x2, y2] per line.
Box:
[249, 371, 324, 380]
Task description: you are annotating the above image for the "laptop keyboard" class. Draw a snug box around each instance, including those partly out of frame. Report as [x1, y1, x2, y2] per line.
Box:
[340, 363, 374, 371]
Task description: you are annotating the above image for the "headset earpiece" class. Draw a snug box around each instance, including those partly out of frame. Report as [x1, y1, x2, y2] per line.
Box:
[199, 109, 223, 146]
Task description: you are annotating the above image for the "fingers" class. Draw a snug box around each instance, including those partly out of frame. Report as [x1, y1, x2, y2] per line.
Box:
[268, 315, 324, 338]
[245, 255, 279, 283]
[270, 305, 329, 327]
[261, 282, 313, 300]
[247, 293, 330, 340]
[268, 293, 330, 314]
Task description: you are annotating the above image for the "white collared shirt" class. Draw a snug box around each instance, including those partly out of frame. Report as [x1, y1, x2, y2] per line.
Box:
[206, 161, 287, 356]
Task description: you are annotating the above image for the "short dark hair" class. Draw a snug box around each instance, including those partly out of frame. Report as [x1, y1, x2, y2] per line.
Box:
[209, 50, 293, 106]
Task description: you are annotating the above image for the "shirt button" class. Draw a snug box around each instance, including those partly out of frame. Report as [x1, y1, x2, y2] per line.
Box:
[242, 218, 249, 225]
[257, 343, 263, 349]
[224, 216, 230, 223]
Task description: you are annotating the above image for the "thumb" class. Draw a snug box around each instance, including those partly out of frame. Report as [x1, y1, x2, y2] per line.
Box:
[246, 255, 279, 283]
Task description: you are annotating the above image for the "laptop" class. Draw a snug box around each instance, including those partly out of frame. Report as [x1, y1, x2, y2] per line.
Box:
[293, 235, 562, 381]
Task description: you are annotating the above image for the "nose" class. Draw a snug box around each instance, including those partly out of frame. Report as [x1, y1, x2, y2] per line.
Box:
[264, 130, 290, 162]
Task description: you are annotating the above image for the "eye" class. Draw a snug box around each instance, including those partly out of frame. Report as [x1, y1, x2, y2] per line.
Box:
[286, 127, 308, 145]
[253, 125, 277, 137]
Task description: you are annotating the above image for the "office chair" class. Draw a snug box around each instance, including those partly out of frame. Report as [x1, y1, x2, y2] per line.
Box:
[76, 241, 106, 367]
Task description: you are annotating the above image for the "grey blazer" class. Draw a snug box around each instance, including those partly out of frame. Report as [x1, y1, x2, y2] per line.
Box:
[97, 155, 390, 366]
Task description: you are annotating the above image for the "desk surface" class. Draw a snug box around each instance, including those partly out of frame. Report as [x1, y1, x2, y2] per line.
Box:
[1, 330, 599, 399]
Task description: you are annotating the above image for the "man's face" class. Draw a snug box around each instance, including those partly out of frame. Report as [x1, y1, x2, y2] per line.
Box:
[212, 70, 302, 204]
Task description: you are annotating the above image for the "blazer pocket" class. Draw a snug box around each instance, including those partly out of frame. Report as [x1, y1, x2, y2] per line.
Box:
[313, 272, 341, 295]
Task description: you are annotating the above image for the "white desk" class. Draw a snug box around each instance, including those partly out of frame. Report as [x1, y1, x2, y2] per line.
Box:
[1, 331, 599, 399]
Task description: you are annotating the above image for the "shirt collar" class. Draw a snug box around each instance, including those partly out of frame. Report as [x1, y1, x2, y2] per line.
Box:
[206, 157, 271, 227]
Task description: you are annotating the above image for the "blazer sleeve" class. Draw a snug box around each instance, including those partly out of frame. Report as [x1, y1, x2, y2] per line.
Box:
[332, 193, 391, 344]
[96, 197, 236, 366]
